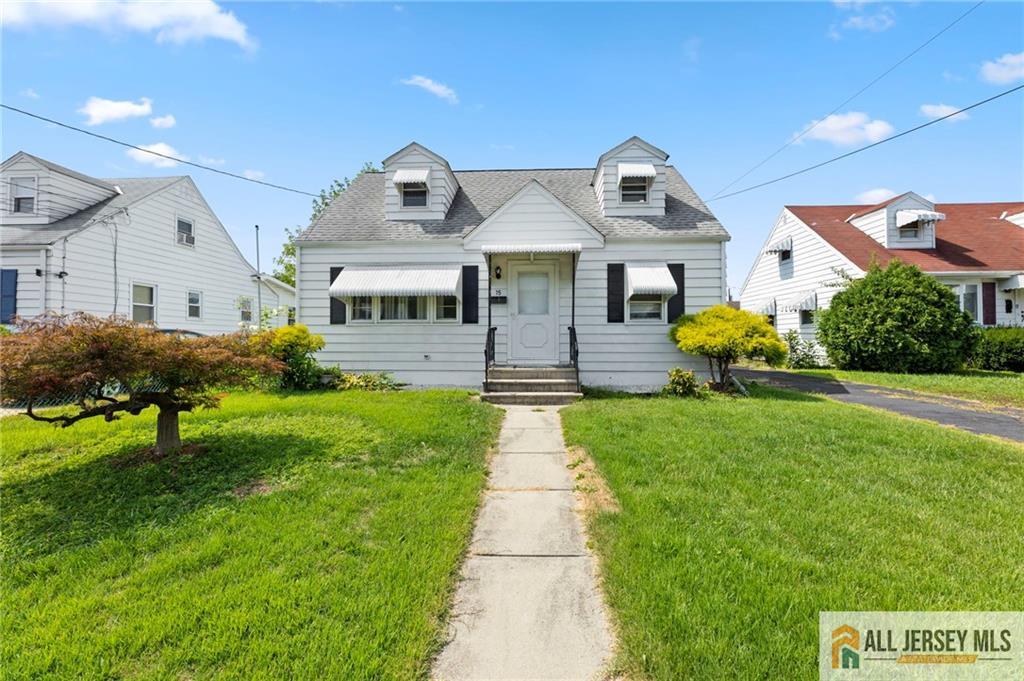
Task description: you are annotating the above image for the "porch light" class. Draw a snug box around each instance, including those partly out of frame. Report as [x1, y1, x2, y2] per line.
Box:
[494, 265, 502, 280]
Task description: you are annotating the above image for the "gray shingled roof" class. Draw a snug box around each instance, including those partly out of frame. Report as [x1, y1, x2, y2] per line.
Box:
[1, 177, 183, 246]
[298, 166, 729, 242]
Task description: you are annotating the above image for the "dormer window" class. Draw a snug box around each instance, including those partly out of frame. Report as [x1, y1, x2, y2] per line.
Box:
[899, 222, 920, 239]
[401, 182, 428, 208]
[617, 163, 656, 205]
[393, 168, 431, 208]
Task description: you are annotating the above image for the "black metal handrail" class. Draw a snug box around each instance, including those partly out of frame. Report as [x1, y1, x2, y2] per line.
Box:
[483, 326, 496, 387]
[568, 326, 579, 390]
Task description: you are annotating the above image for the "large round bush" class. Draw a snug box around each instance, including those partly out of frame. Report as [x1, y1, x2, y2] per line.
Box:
[816, 260, 979, 373]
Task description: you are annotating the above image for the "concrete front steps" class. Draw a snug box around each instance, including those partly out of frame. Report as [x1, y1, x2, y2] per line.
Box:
[481, 366, 582, 406]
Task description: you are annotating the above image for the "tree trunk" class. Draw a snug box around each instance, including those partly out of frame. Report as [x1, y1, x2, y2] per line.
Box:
[155, 408, 182, 455]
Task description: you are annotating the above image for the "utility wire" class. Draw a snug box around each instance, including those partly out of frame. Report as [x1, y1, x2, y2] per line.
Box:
[1, 104, 319, 198]
[710, 0, 986, 199]
[708, 84, 1024, 203]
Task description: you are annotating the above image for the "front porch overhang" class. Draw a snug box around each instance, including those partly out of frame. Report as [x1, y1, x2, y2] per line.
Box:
[479, 243, 582, 255]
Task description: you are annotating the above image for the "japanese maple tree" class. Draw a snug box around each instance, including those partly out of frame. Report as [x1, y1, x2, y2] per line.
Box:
[0, 314, 282, 454]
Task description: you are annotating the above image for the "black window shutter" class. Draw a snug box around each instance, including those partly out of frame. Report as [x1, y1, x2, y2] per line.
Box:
[607, 263, 624, 323]
[982, 282, 996, 326]
[329, 266, 346, 324]
[0, 269, 17, 324]
[462, 265, 479, 324]
[667, 263, 685, 322]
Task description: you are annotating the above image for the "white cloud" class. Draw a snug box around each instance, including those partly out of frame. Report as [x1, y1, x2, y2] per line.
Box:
[20, 88, 39, 99]
[980, 52, 1024, 85]
[199, 155, 225, 166]
[919, 103, 968, 122]
[243, 169, 265, 180]
[78, 96, 152, 126]
[150, 114, 176, 129]
[842, 8, 895, 33]
[923, 193, 936, 202]
[1, 0, 254, 49]
[799, 112, 894, 146]
[855, 188, 897, 204]
[400, 75, 458, 104]
[126, 142, 186, 168]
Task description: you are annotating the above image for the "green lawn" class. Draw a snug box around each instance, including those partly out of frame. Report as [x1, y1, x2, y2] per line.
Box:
[2, 390, 501, 680]
[561, 388, 1024, 680]
[791, 368, 1024, 409]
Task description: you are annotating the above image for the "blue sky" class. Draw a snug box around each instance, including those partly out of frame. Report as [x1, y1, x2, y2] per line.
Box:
[3, 1, 1022, 293]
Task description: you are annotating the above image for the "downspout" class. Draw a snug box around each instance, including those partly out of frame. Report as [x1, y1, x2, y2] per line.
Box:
[38, 248, 48, 315]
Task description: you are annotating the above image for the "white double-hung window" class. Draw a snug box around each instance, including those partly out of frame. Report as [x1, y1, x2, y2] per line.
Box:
[132, 283, 156, 323]
[380, 296, 428, 321]
[624, 263, 676, 323]
[187, 291, 202, 319]
[618, 163, 655, 204]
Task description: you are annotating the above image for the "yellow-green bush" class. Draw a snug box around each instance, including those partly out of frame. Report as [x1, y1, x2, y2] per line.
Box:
[671, 305, 786, 387]
[253, 324, 325, 390]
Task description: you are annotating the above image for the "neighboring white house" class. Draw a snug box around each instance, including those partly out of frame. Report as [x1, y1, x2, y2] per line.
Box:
[0, 151, 292, 334]
[740, 192, 1024, 343]
[296, 137, 730, 399]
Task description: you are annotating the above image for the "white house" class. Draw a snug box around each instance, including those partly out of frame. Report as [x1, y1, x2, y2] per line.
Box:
[740, 192, 1024, 344]
[0, 151, 292, 334]
[296, 138, 730, 401]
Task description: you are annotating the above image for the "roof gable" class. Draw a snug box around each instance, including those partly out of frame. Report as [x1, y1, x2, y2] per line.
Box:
[591, 136, 670, 187]
[462, 180, 605, 249]
[1, 151, 118, 193]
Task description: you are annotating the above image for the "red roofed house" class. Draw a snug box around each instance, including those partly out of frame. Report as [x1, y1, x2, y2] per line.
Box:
[740, 192, 1024, 345]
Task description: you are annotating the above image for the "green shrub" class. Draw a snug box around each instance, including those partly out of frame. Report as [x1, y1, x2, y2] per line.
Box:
[254, 324, 326, 390]
[816, 260, 980, 373]
[661, 368, 710, 398]
[334, 371, 400, 392]
[970, 326, 1024, 372]
[783, 330, 824, 369]
[670, 305, 787, 387]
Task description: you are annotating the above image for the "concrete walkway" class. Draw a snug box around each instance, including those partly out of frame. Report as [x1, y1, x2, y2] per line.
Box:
[433, 406, 612, 681]
[736, 368, 1024, 443]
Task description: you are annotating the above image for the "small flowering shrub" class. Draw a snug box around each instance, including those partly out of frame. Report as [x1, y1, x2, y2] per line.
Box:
[661, 368, 710, 398]
[329, 370, 400, 392]
[783, 330, 825, 369]
[253, 324, 325, 390]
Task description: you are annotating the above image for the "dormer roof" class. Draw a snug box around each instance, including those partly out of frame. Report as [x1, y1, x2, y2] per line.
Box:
[591, 136, 670, 187]
[383, 141, 458, 186]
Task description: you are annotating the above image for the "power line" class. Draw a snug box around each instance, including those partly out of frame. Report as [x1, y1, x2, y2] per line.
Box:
[710, 0, 986, 199]
[708, 84, 1024, 203]
[1, 104, 319, 198]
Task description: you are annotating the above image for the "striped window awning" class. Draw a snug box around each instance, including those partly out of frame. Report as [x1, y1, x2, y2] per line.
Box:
[392, 168, 430, 185]
[778, 290, 817, 312]
[329, 265, 461, 299]
[896, 209, 945, 227]
[617, 163, 657, 183]
[479, 243, 583, 254]
[757, 298, 777, 315]
[999, 274, 1023, 291]
[625, 263, 677, 298]
[765, 236, 793, 254]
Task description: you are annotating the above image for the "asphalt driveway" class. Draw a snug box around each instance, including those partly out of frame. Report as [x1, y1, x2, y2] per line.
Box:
[735, 368, 1024, 443]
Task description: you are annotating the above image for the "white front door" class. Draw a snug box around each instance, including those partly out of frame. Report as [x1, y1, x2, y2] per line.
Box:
[509, 262, 558, 364]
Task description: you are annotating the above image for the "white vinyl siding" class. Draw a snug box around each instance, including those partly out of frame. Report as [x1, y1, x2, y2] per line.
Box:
[299, 238, 723, 391]
[741, 209, 862, 346]
[383, 146, 458, 221]
[50, 178, 285, 333]
[0, 154, 116, 224]
[594, 141, 667, 217]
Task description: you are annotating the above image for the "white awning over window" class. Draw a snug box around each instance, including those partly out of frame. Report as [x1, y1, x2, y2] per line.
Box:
[479, 243, 583, 254]
[778, 290, 817, 312]
[757, 298, 777, 315]
[617, 163, 657, 183]
[625, 263, 677, 298]
[329, 265, 461, 299]
[392, 168, 430, 185]
[765, 236, 793, 254]
[896, 209, 945, 227]
[999, 274, 1023, 291]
